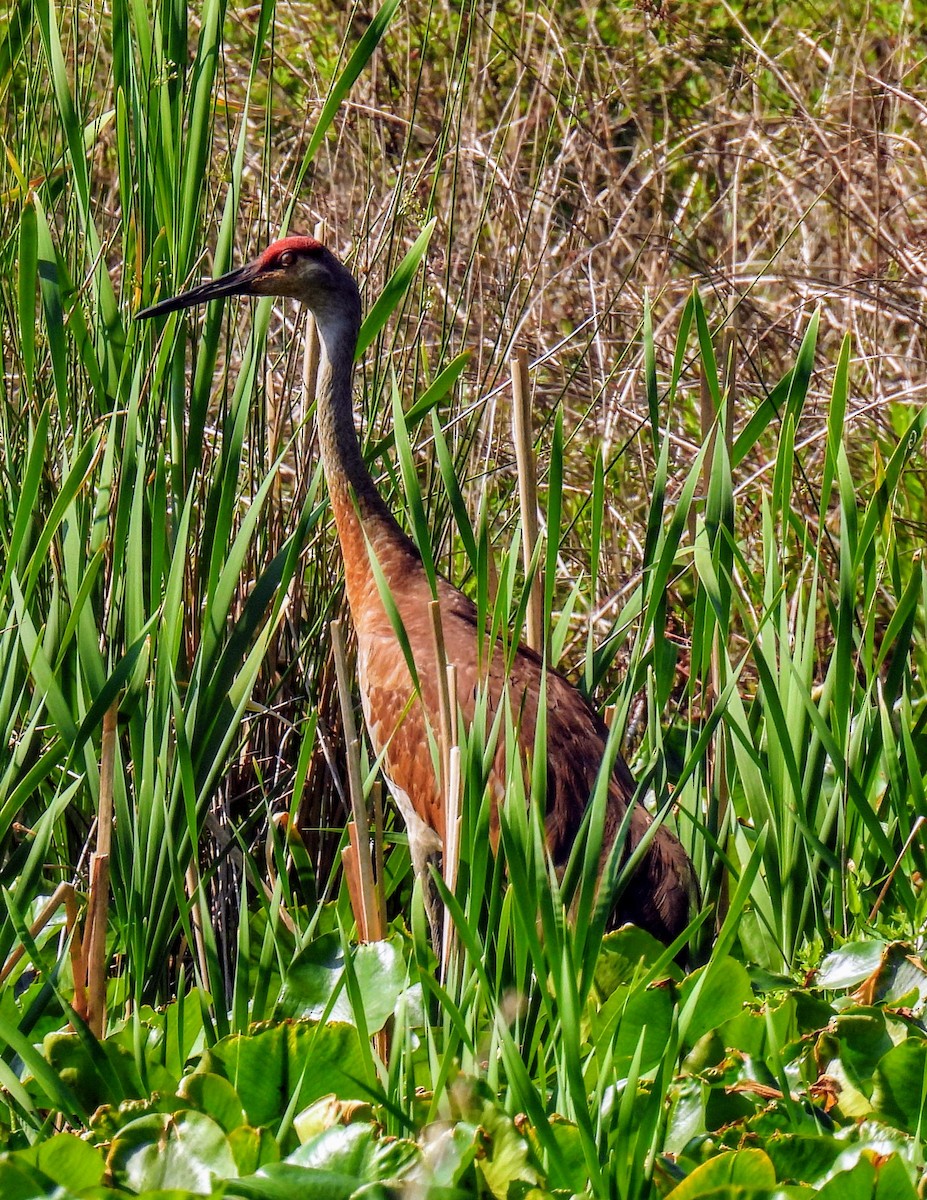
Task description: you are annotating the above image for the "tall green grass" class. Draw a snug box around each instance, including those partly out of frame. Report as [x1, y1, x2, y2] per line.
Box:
[1, 0, 926, 1191]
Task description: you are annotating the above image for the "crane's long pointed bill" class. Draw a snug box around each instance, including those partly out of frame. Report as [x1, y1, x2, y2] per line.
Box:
[135, 262, 257, 320]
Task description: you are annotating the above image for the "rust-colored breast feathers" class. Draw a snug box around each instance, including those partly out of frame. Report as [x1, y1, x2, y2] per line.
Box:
[340, 511, 695, 945]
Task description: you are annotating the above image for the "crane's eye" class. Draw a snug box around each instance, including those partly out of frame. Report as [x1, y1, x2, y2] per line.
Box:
[277, 250, 296, 268]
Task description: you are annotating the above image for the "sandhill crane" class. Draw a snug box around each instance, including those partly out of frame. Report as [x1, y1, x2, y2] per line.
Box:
[138, 235, 696, 947]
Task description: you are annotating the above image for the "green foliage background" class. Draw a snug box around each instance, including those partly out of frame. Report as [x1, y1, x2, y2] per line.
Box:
[1, 0, 927, 1194]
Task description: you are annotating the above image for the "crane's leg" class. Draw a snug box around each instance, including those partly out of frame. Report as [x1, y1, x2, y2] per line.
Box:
[385, 779, 445, 951]
[408, 829, 444, 952]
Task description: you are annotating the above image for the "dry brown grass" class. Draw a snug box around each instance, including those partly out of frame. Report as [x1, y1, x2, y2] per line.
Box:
[196, 0, 927, 541]
[21, 0, 927, 553]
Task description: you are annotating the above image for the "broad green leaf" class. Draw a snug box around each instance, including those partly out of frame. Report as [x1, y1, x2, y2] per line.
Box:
[107, 1111, 238, 1193]
[287, 1122, 419, 1179]
[177, 1073, 247, 1135]
[817, 941, 888, 990]
[871, 1040, 927, 1133]
[666, 1148, 777, 1198]
[198, 1022, 369, 1129]
[680, 958, 753, 1048]
[17, 1134, 105, 1192]
[278, 935, 408, 1033]
[0, 1159, 82, 1200]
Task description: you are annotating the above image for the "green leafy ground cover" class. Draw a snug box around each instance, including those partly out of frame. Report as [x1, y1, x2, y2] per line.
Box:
[2, 0, 927, 1194]
[2, 933, 926, 1197]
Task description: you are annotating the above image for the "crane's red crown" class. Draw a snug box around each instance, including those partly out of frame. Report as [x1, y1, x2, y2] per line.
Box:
[259, 236, 324, 269]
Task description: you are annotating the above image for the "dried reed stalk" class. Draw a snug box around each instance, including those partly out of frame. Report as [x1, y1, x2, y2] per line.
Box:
[84, 701, 117, 1037]
[331, 620, 381, 941]
[510, 347, 543, 653]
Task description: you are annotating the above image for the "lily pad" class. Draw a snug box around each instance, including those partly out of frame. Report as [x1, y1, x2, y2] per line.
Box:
[107, 1110, 238, 1193]
[178, 1072, 247, 1133]
[199, 1021, 369, 1128]
[817, 942, 887, 991]
[679, 957, 753, 1047]
[871, 1039, 927, 1132]
[278, 935, 408, 1033]
[666, 1147, 777, 1197]
[0, 1158, 82, 1200]
[288, 1121, 418, 1178]
[17, 1133, 105, 1192]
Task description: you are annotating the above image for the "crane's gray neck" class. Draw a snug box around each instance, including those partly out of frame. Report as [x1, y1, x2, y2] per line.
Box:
[313, 308, 402, 532]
